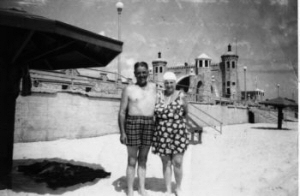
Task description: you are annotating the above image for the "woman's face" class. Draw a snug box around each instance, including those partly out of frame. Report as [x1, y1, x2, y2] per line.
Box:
[164, 80, 176, 94]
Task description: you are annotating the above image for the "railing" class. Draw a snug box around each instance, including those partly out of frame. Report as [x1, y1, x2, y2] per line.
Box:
[188, 103, 223, 134]
[85, 68, 131, 82]
[186, 93, 216, 104]
[251, 107, 277, 122]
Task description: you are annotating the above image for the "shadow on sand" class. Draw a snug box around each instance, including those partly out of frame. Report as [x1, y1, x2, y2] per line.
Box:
[112, 176, 175, 194]
[11, 158, 110, 195]
[251, 127, 291, 131]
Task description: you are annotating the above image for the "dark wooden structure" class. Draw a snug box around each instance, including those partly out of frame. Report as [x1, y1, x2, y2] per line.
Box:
[260, 97, 298, 129]
[0, 8, 122, 189]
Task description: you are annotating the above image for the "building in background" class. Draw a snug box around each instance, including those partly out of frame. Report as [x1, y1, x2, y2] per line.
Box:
[241, 89, 265, 103]
[151, 44, 263, 104]
[24, 44, 264, 105]
[26, 69, 131, 99]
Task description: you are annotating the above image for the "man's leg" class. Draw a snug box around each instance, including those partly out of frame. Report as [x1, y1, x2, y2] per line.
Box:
[137, 146, 150, 196]
[127, 146, 139, 196]
[161, 155, 173, 195]
[172, 153, 184, 196]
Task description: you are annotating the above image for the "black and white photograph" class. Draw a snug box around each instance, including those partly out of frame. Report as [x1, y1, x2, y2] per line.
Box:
[0, 0, 298, 196]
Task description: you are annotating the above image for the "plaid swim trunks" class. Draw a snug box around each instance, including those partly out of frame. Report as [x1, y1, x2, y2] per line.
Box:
[125, 115, 155, 146]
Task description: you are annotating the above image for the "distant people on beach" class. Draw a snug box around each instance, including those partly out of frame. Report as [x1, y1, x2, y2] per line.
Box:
[118, 61, 156, 196]
[152, 71, 189, 196]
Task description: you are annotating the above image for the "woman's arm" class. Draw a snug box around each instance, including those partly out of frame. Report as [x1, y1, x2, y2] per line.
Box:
[180, 91, 188, 117]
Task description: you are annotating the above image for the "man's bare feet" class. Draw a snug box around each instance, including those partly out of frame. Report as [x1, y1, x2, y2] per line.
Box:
[138, 189, 150, 196]
[127, 189, 134, 196]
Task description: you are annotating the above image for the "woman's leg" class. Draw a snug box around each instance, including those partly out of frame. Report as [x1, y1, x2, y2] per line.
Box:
[161, 155, 173, 195]
[172, 153, 184, 195]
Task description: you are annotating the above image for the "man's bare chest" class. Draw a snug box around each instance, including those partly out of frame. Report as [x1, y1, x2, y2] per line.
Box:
[128, 87, 155, 103]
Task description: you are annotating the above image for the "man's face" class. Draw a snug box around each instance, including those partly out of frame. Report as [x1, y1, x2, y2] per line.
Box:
[134, 66, 149, 86]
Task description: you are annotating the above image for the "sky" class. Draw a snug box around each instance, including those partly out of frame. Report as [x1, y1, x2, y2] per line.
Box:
[0, 0, 298, 100]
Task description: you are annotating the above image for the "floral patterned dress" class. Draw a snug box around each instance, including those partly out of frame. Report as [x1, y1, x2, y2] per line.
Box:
[152, 91, 189, 156]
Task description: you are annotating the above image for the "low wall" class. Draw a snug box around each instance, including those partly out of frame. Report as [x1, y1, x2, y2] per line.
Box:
[15, 92, 249, 143]
[188, 104, 249, 128]
[250, 108, 298, 124]
[15, 92, 120, 142]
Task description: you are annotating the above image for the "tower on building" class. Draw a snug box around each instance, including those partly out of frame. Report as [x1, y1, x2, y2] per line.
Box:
[152, 52, 167, 87]
[195, 53, 211, 75]
[220, 44, 239, 100]
[191, 53, 212, 102]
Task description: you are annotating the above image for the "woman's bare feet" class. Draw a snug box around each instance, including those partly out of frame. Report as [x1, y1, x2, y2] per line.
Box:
[175, 188, 182, 196]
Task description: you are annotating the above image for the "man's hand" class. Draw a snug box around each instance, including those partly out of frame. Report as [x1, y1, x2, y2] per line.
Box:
[120, 133, 128, 145]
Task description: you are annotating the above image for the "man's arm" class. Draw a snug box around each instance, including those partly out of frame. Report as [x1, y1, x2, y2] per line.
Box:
[118, 86, 129, 145]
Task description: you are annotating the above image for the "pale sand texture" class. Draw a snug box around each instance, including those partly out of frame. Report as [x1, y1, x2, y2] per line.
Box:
[0, 122, 298, 196]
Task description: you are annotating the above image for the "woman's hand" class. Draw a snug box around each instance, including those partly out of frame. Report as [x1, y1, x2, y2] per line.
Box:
[180, 92, 188, 117]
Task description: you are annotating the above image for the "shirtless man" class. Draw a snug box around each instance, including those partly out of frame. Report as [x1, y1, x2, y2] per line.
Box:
[118, 62, 156, 196]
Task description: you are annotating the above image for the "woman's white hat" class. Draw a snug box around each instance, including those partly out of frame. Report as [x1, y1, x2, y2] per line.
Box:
[163, 72, 177, 81]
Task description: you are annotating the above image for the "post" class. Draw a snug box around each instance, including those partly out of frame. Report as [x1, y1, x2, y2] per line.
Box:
[277, 107, 283, 129]
[0, 59, 22, 189]
[116, 1, 124, 83]
[277, 84, 280, 97]
[243, 66, 247, 105]
[211, 75, 215, 99]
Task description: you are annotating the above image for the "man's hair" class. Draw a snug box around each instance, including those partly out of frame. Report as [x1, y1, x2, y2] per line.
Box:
[134, 61, 148, 71]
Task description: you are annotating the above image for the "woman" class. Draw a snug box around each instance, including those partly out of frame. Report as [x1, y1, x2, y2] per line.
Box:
[152, 72, 189, 196]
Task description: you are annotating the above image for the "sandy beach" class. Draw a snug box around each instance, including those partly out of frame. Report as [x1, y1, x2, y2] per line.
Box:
[0, 122, 298, 196]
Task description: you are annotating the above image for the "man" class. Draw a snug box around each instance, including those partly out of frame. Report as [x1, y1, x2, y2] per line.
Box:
[118, 62, 156, 196]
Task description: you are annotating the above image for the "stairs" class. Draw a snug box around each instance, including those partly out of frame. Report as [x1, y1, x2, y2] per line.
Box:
[185, 103, 223, 144]
[250, 108, 290, 128]
[250, 108, 278, 123]
[186, 116, 203, 145]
